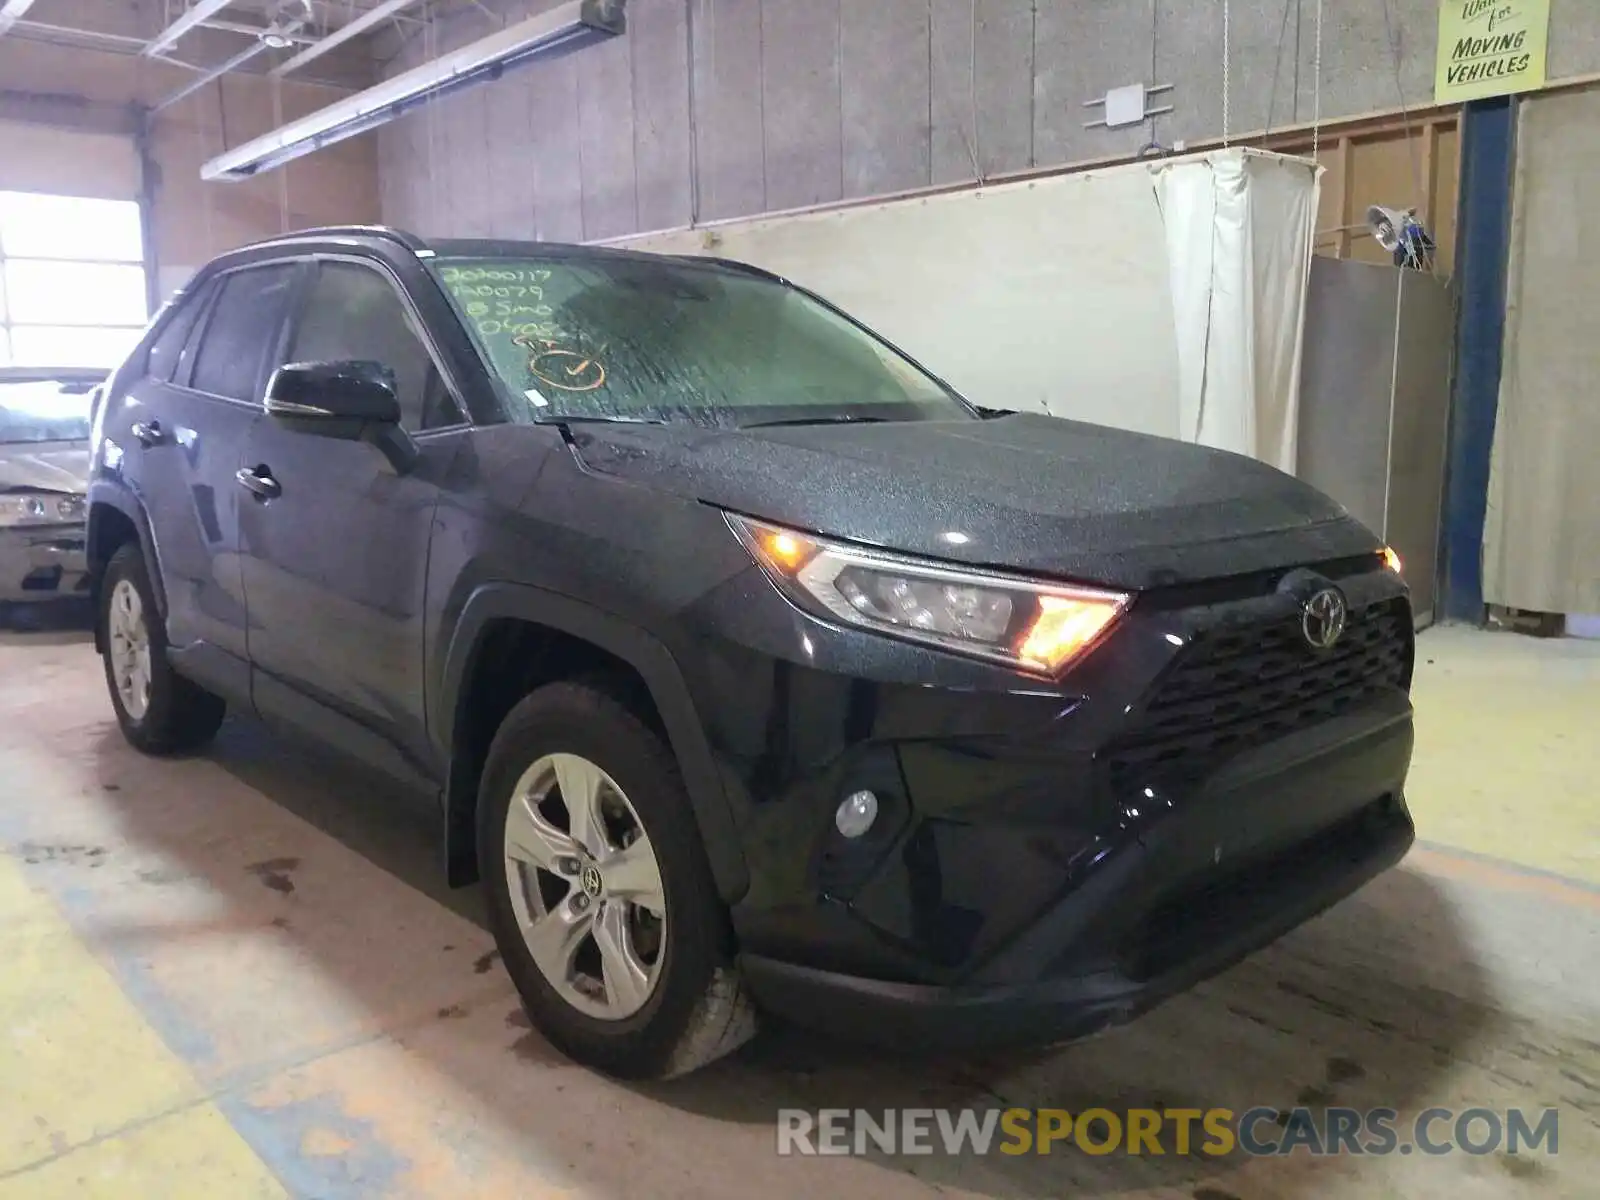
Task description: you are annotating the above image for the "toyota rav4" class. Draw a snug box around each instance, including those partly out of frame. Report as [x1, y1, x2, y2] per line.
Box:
[87, 226, 1415, 1079]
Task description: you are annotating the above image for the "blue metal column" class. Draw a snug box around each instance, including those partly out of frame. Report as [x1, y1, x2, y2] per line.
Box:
[1440, 96, 1517, 623]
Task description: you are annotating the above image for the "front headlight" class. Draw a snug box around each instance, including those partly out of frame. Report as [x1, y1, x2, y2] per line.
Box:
[728, 514, 1131, 674]
[0, 493, 85, 528]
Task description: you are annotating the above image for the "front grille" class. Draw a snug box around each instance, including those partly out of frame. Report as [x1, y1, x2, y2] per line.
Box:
[1107, 597, 1411, 792]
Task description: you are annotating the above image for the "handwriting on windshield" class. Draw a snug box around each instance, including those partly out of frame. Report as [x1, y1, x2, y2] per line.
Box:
[463, 301, 558, 339]
[512, 332, 606, 393]
[442, 266, 558, 339]
[440, 266, 552, 286]
[528, 349, 606, 392]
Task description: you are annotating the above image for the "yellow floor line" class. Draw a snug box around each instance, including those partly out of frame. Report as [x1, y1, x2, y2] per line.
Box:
[1408, 634, 1600, 889]
[1410, 842, 1600, 911]
[0, 857, 287, 1199]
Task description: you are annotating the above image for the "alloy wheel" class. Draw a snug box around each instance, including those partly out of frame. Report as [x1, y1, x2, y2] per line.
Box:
[108, 578, 152, 721]
[503, 752, 668, 1020]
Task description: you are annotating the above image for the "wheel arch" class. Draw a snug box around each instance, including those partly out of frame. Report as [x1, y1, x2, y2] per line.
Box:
[86, 483, 166, 654]
[437, 583, 749, 905]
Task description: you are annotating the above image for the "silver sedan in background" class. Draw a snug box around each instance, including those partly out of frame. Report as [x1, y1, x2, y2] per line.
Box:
[0, 367, 103, 613]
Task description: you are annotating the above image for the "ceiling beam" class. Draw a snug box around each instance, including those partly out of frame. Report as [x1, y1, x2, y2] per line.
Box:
[4, 17, 146, 52]
[0, 0, 40, 39]
[143, 0, 241, 57]
[272, 0, 420, 77]
[152, 35, 272, 111]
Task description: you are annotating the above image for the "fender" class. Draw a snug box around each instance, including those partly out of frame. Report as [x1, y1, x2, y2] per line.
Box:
[85, 480, 167, 652]
[438, 582, 750, 904]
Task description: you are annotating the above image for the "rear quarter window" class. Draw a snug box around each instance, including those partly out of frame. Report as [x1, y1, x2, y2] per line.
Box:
[144, 278, 216, 383]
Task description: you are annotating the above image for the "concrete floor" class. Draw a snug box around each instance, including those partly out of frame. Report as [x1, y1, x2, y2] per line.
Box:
[0, 621, 1596, 1199]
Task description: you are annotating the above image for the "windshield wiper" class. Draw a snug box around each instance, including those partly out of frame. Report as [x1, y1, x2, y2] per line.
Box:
[740, 415, 895, 429]
[535, 414, 668, 426]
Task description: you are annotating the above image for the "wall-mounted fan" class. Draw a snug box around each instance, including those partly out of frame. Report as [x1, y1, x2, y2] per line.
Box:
[1367, 205, 1436, 272]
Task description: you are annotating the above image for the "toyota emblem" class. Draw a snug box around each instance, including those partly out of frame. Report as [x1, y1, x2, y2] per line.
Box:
[1302, 587, 1348, 650]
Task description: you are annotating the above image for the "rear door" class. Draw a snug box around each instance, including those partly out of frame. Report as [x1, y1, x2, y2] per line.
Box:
[238, 256, 468, 780]
[113, 261, 300, 692]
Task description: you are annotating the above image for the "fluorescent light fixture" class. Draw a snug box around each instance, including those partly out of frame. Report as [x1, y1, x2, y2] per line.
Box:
[0, 0, 40, 40]
[201, 0, 626, 182]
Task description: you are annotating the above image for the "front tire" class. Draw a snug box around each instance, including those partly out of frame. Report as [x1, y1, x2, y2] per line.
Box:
[100, 543, 225, 755]
[479, 681, 756, 1079]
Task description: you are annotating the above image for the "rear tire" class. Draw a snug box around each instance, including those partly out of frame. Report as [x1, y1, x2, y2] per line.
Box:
[479, 681, 756, 1079]
[99, 543, 225, 755]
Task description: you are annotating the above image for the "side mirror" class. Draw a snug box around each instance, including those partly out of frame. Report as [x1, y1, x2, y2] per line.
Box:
[264, 360, 417, 473]
[265, 360, 401, 425]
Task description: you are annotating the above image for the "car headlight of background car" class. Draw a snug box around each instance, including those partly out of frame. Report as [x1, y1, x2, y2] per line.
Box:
[0, 493, 86, 527]
[728, 514, 1131, 674]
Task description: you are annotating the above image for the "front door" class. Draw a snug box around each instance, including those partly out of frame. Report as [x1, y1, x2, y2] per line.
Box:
[237, 258, 468, 779]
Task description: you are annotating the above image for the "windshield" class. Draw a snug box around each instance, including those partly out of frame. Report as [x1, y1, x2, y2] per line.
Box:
[428, 254, 972, 426]
[0, 377, 97, 444]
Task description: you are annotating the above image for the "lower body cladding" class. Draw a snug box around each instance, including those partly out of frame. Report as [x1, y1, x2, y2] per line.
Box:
[0, 523, 89, 604]
[692, 561, 1415, 1052]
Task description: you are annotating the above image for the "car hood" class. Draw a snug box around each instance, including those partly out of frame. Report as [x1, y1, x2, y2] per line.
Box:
[568, 414, 1379, 590]
[0, 441, 91, 494]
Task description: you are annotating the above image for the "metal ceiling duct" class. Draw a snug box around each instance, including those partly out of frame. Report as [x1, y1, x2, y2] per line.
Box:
[200, 0, 626, 183]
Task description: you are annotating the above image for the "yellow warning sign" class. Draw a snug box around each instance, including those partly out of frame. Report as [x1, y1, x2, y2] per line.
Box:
[1435, 0, 1550, 103]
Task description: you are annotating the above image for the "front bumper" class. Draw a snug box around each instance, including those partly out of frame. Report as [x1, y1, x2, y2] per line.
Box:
[678, 554, 1414, 1051]
[0, 524, 90, 602]
[741, 739, 1414, 1053]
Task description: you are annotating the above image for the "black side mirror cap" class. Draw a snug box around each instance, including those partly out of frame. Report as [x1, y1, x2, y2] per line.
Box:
[265, 360, 402, 425]
[264, 360, 417, 473]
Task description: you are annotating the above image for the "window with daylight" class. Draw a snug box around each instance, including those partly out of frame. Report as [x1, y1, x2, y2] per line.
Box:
[0, 192, 149, 369]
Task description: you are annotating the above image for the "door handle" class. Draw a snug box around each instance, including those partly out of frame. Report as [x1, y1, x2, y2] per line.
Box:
[235, 466, 282, 500]
[130, 420, 164, 447]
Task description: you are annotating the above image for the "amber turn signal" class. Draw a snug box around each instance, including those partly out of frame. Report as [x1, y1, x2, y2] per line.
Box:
[1016, 594, 1128, 672]
[761, 529, 815, 572]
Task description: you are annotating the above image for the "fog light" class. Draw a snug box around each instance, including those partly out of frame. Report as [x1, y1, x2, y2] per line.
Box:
[835, 790, 879, 839]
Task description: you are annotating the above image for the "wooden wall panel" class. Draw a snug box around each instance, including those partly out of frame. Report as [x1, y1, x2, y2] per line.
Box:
[1263, 115, 1460, 275]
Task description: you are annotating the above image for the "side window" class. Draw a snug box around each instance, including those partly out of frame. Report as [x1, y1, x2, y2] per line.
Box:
[145, 277, 215, 383]
[288, 262, 463, 432]
[189, 264, 297, 402]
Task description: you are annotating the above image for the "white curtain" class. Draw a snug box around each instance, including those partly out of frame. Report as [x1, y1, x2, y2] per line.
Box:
[1152, 149, 1321, 473]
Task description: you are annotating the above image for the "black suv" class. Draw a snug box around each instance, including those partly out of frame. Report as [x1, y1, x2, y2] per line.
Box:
[87, 226, 1415, 1079]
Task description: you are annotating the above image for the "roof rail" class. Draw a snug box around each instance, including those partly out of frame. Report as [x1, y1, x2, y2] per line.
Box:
[237, 224, 431, 255]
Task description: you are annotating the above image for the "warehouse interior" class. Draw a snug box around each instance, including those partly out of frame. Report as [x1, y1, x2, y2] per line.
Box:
[1, 1, 1598, 1197]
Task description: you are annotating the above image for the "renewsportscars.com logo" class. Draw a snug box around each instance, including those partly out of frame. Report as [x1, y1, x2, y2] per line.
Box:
[776, 1106, 1561, 1159]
